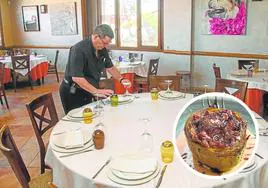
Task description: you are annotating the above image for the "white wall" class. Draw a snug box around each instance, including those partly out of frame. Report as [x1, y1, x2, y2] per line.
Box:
[7, 0, 268, 88]
[11, 0, 83, 45]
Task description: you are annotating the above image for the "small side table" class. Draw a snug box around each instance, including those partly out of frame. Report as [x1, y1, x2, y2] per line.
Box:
[175, 70, 191, 92]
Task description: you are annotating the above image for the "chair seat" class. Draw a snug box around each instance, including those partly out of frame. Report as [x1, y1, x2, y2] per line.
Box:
[28, 170, 53, 188]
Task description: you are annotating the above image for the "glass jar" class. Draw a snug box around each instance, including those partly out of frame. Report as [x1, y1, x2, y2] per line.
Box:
[161, 140, 174, 163]
[83, 108, 93, 124]
[110, 94, 118, 107]
[150, 88, 159, 100]
[93, 129, 105, 149]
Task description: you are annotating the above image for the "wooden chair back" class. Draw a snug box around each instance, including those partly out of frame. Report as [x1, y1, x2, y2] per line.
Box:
[149, 75, 181, 91]
[48, 50, 60, 82]
[238, 60, 259, 70]
[0, 62, 9, 108]
[26, 93, 59, 173]
[0, 62, 5, 84]
[0, 125, 31, 188]
[215, 78, 248, 102]
[54, 50, 59, 67]
[213, 63, 221, 78]
[11, 55, 30, 71]
[147, 58, 160, 77]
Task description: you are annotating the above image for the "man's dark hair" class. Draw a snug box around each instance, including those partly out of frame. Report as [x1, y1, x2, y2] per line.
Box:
[93, 24, 114, 39]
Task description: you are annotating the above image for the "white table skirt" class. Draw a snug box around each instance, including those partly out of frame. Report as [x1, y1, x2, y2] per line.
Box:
[45, 93, 268, 188]
[0, 55, 48, 76]
[227, 72, 268, 92]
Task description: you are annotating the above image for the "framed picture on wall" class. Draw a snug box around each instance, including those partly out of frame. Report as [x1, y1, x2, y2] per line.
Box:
[22, 5, 40, 32]
[40, 5, 48, 14]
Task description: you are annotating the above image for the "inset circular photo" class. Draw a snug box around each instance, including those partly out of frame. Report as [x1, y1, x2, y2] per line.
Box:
[174, 92, 259, 179]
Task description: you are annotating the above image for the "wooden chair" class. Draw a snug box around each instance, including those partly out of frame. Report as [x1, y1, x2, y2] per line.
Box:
[238, 60, 259, 70]
[48, 50, 59, 82]
[11, 55, 32, 92]
[149, 75, 181, 91]
[99, 78, 114, 90]
[129, 53, 143, 62]
[0, 62, 9, 109]
[134, 58, 160, 92]
[213, 63, 221, 78]
[26, 93, 59, 174]
[0, 125, 56, 188]
[215, 78, 248, 102]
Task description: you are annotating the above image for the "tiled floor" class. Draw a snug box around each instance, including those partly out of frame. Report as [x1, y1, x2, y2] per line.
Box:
[0, 74, 65, 187]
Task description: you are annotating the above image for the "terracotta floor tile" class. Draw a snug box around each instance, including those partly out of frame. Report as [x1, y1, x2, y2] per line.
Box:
[0, 74, 64, 184]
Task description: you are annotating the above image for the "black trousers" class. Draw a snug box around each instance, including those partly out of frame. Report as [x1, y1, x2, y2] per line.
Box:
[59, 81, 93, 114]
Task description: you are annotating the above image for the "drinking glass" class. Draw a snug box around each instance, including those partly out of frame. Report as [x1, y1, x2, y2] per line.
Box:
[110, 94, 118, 107]
[150, 88, 159, 100]
[122, 82, 131, 96]
[164, 80, 173, 93]
[161, 140, 174, 163]
[139, 118, 153, 153]
[83, 108, 93, 124]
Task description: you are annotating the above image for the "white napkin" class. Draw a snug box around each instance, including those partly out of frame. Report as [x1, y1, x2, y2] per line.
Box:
[65, 130, 84, 149]
[111, 156, 158, 173]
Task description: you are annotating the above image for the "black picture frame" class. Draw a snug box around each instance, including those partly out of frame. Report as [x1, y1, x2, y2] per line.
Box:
[40, 5, 48, 14]
[22, 5, 40, 32]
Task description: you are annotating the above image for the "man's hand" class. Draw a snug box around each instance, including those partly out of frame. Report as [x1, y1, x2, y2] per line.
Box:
[94, 89, 114, 98]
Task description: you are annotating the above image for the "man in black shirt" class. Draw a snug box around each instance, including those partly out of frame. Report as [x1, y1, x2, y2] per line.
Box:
[60, 24, 131, 114]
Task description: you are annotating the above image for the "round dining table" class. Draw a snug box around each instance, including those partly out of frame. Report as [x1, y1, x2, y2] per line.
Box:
[45, 93, 268, 188]
[227, 71, 268, 115]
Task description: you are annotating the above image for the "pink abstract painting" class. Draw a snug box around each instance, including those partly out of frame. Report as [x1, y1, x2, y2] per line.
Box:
[203, 0, 247, 35]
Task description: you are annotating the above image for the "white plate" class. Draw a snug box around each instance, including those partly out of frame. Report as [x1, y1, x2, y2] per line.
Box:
[129, 61, 141, 65]
[53, 130, 92, 148]
[51, 139, 94, 153]
[159, 91, 185, 99]
[67, 108, 98, 118]
[118, 95, 134, 103]
[111, 169, 155, 181]
[107, 163, 160, 186]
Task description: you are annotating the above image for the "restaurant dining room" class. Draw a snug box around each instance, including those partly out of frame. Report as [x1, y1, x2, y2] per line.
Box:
[0, 0, 268, 187]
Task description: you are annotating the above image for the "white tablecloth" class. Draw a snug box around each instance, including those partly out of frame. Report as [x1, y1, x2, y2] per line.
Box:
[45, 93, 268, 188]
[0, 55, 48, 76]
[112, 61, 147, 77]
[227, 72, 268, 92]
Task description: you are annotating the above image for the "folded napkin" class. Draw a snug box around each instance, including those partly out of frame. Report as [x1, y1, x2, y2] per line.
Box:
[111, 156, 158, 174]
[65, 130, 84, 149]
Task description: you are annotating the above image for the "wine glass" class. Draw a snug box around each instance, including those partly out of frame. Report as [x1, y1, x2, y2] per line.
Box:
[139, 118, 153, 153]
[202, 84, 209, 107]
[164, 80, 173, 93]
[94, 93, 104, 113]
[244, 64, 253, 71]
[122, 82, 131, 96]
[203, 84, 209, 94]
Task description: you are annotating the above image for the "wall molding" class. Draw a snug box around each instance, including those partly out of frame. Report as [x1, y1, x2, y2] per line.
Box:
[13, 45, 71, 49]
[163, 50, 191, 55]
[193, 51, 268, 59]
[163, 50, 268, 59]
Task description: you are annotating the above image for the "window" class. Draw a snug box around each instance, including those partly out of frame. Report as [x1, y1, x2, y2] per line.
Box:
[98, 0, 162, 50]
